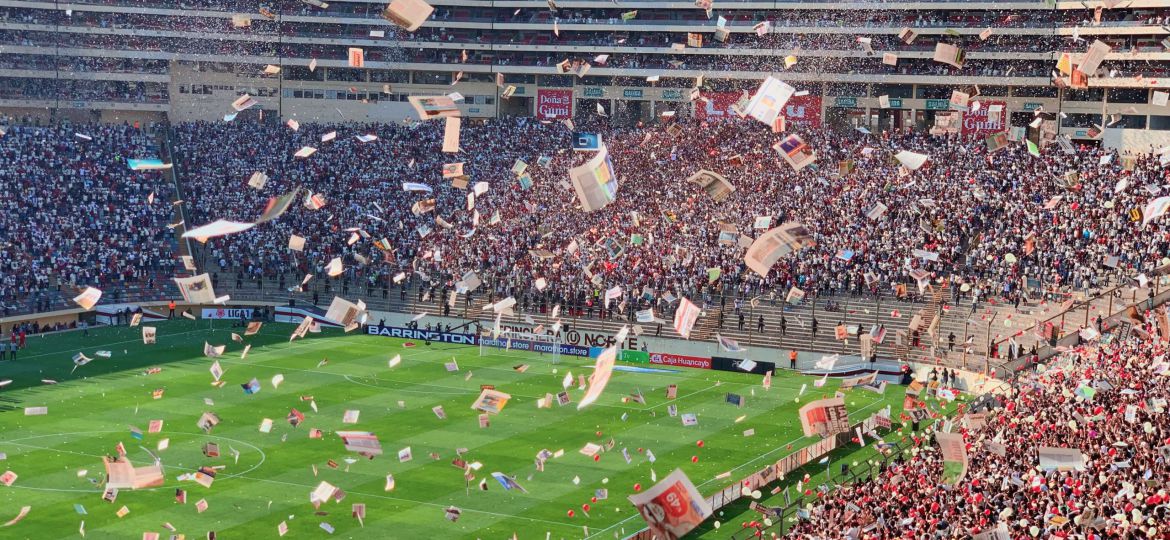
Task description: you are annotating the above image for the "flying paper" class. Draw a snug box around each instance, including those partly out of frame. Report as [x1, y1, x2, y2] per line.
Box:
[568, 145, 619, 212]
[382, 0, 434, 31]
[744, 77, 795, 127]
[745, 222, 815, 277]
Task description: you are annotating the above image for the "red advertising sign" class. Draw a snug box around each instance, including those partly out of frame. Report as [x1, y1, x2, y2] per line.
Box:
[536, 89, 573, 120]
[695, 91, 821, 126]
[649, 352, 712, 370]
[962, 100, 1007, 135]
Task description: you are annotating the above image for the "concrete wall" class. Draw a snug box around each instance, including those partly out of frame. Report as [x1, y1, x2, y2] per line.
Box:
[0, 311, 80, 334]
[99, 109, 167, 125]
[0, 107, 56, 123]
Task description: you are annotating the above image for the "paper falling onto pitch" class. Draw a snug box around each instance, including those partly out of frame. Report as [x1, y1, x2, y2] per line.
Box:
[72, 287, 102, 310]
[578, 326, 629, 409]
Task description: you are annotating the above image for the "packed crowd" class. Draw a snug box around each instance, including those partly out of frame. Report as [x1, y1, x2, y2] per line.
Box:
[0, 82, 1157, 320]
[0, 55, 170, 74]
[2, 31, 276, 58]
[3, 5, 1123, 33]
[479, 31, 1072, 53]
[531, 7, 1161, 27]
[16, 2, 1165, 27]
[783, 329, 1170, 538]
[0, 27, 1072, 79]
[171, 110, 1161, 321]
[4, 35, 1157, 84]
[10, 3, 1164, 53]
[0, 78, 169, 103]
[4, 2, 1166, 82]
[0, 123, 178, 315]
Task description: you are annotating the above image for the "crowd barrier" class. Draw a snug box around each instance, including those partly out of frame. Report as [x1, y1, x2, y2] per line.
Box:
[624, 406, 904, 540]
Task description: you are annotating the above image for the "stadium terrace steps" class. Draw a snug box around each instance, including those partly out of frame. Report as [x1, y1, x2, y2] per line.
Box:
[6, 270, 1048, 374]
[241, 289, 1009, 370]
[371, 291, 1028, 372]
[192, 272, 1096, 371]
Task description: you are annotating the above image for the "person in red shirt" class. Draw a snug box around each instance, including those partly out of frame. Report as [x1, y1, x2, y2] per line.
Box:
[168, 300, 176, 319]
[18, 330, 25, 349]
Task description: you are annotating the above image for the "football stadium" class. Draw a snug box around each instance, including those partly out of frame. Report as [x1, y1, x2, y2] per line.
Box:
[1, 0, 1170, 538]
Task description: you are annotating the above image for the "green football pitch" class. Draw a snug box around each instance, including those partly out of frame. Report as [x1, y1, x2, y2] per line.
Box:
[0, 320, 916, 539]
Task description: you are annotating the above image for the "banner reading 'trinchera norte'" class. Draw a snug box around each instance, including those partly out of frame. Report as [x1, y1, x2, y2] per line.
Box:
[536, 89, 573, 120]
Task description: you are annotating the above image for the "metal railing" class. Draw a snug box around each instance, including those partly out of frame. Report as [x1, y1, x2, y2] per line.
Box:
[990, 277, 1163, 365]
[724, 437, 912, 539]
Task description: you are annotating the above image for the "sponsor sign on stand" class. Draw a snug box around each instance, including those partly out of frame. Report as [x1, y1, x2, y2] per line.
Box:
[201, 308, 255, 320]
[649, 352, 712, 370]
[536, 89, 573, 120]
[962, 100, 1007, 135]
[366, 325, 477, 345]
[478, 336, 590, 357]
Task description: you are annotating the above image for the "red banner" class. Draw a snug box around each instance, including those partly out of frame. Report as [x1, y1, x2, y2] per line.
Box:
[694, 91, 741, 121]
[962, 100, 1007, 135]
[783, 94, 822, 127]
[536, 89, 573, 120]
[695, 91, 821, 127]
[649, 352, 712, 370]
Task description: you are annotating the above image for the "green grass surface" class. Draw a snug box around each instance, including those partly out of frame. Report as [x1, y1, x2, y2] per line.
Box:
[0, 320, 910, 539]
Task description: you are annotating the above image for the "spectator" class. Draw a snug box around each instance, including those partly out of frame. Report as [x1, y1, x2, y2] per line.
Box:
[0, 123, 176, 314]
[784, 333, 1170, 539]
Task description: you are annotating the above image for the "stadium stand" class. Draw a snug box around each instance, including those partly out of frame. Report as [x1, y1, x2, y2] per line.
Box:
[740, 331, 1170, 539]
[165, 115, 1161, 369]
[0, 122, 179, 316]
[0, 0, 1167, 131]
[1, 0, 1170, 538]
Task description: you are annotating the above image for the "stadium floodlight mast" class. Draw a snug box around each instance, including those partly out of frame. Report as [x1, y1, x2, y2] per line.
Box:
[479, 329, 563, 365]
